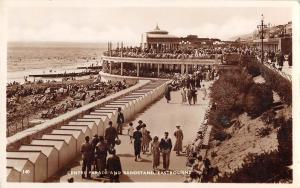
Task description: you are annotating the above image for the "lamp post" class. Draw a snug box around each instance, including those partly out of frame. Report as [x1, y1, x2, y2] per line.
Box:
[257, 14, 268, 64]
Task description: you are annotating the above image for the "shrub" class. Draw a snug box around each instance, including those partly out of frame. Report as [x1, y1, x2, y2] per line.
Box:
[217, 118, 293, 183]
[243, 58, 292, 105]
[273, 115, 285, 129]
[261, 110, 276, 124]
[256, 127, 272, 138]
[244, 83, 273, 118]
[246, 63, 261, 77]
[213, 129, 231, 141]
[217, 151, 292, 183]
[277, 118, 292, 166]
[209, 68, 254, 128]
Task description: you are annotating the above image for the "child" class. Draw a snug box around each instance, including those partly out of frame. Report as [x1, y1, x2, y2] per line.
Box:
[128, 122, 134, 143]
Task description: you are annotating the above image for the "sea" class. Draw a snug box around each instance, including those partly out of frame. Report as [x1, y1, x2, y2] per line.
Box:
[7, 42, 107, 84]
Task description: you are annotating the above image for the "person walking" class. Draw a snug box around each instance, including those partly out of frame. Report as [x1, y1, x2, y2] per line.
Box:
[133, 126, 143, 161]
[186, 75, 191, 89]
[141, 123, 148, 154]
[200, 84, 207, 101]
[137, 120, 143, 129]
[95, 136, 108, 178]
[151, 136, 160, 171]
[127, 122, 134, 143]
[191, 87, 197, 105]
[106, 149, 122, 182]
[91, 134, 99, 171]
[173, 125, 184, 156]
[164, 84, 172, 103]
[196, 73, 201, 88]
[81, 136, 93, 179]
[117, 107, 125, 135]
[277, 50, 284, 71]
[159, 132, 172, 171]
[187, 88, 192, 105]
[145, 131, 152, 153]
[105, 121, 119, 150]
[181, 86, 187, 104]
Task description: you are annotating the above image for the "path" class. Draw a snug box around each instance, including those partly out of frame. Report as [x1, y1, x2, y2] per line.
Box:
[54, 81, 212, 182]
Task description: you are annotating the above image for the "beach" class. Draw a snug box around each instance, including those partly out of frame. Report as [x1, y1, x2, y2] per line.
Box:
[6, 42, 128, 137]
[7, 42, 106, 83]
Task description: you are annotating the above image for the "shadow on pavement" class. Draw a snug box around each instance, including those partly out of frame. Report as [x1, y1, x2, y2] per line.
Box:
[118, 153, 135, 158]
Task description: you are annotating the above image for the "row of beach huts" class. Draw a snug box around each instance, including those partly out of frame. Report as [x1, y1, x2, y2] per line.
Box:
[7, 79, 169, 182]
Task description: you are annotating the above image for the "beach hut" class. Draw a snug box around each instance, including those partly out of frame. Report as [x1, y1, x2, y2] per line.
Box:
[131, 92, 150, 107]
[30, 139, 69, 169]
[76, 118, 104, 137]
[82, 114, 109, 136]
[19, 145, 59, 178]
[68, 121, 97, 136]
[42, 134, 76, 161]
[60, 125, 91, 138]
[124, 95, 143, 113]
[7, 151, 47, 182]
[115, 98, 137, 115]
[51, 129, 84, 154]
[91, 110, 117, 127]
[7, 167, 21, 182]
[104, 103, 131, 122]
[134, 89, 154, 104]
[7, 158, 35, 182]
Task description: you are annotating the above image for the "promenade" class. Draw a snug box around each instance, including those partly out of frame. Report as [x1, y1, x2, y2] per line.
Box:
[56, 81, 212, 182]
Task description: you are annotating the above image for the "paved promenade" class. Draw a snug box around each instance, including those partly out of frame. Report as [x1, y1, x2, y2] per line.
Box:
[55, 81, 212, 182]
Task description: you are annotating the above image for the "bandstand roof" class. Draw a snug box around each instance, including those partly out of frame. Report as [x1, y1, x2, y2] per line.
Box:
[147, 24, 169, 35]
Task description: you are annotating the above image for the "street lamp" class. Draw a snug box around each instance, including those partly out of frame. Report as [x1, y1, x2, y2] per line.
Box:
[257, 14, 268, 64]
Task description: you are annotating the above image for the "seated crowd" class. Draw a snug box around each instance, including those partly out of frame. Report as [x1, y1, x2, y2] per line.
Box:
[7, 76, 133, 136]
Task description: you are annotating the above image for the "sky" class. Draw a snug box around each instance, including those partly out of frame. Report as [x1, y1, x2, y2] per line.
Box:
[6, 1, 292, 45]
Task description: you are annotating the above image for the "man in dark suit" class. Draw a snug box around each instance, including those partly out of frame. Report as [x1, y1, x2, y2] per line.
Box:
[81, 136, 93, 179]
[117, 107, 125, 135]
[107, 149, 122, 182]
[105, 121, 119, 149]
[159, 132, 172, 171]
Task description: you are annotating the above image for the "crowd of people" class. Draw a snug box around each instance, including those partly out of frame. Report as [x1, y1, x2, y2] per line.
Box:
[103, 46, 223, 59]
[77, 75, 219, 182]
[103, 45, 283, 61]
[104, 45, 292, 78]
[164, 68, 217, 105]
[79, 111, 185, 182]
[6, 76, 133, 136]
[264, 50, 292, 71]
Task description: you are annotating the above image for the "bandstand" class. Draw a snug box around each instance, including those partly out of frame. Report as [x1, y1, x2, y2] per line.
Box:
[101, 56, 221, 77]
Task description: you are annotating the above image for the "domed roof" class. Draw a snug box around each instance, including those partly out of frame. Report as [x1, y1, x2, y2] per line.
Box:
[147, 24, 169, 35]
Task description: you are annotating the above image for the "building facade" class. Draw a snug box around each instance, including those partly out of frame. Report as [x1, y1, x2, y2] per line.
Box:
[142, 24, 221, 50]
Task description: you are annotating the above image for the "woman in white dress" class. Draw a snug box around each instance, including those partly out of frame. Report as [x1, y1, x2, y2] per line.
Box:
[181, 86, 187, 104]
